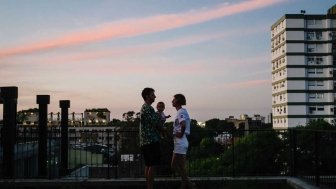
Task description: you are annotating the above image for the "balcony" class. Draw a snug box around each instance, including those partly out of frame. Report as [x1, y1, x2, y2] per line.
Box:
[0, 126, 336, 189]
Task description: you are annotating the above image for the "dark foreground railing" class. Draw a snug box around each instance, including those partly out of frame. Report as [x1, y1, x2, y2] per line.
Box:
[0, 126, 335, 188]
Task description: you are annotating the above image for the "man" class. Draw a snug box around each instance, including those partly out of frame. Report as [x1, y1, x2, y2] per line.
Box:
[139, 87, 161, 189]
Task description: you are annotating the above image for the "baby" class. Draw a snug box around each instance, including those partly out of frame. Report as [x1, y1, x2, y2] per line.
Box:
[156, 101, 171, 138]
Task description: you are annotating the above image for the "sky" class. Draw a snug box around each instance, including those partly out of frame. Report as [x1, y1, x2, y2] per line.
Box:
[0, 0, 335, 122]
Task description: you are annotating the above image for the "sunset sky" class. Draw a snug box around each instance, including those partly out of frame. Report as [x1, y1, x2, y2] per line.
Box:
[1, 0, 335, 122]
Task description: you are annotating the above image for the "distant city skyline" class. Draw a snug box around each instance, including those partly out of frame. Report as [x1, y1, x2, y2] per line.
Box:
[0, 0, 335, 121]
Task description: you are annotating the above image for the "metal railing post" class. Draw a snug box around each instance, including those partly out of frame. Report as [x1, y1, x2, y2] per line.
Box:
[0, 86, 18, 178]
[60, 100, 70, 176]
[114, 132, 118, 178]
[314, 131, 320, 186]
[290, 129, 297, 176]
[37, 95, 50, 178]
[231, 129, 235, 177]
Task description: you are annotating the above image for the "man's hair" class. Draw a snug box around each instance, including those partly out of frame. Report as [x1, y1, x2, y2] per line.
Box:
[174, 94, 186, 105]
[141, 87, 155, 100]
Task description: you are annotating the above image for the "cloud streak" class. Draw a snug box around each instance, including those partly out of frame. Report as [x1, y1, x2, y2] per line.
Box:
[0, 0, 283, 58]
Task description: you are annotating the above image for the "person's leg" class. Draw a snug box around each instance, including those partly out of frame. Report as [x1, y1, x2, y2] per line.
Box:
[173, 154, 196, 189]
[176, 154, 189, 182]
[145, 166, 149, 179]
[146, 166, 155, 189]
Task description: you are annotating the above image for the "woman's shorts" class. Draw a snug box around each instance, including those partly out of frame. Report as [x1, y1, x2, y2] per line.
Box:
[173, 137, 188, 155]
[141, 142, 160, 166]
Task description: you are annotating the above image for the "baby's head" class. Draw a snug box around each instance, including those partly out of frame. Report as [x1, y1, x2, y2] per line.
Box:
[156, 101, 165, 112]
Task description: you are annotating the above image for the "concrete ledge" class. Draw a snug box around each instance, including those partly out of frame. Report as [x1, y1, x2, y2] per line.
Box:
[0, 176, 319, 189]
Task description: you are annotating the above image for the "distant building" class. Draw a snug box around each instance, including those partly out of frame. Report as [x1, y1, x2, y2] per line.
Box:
[17, 108, 39, 125]
[84, 108, 111, 126]
[214, 132, 232, 146]
[271, 5, 336, 128]
[197, 121, 206, 127]
[225, 114, 265, 130]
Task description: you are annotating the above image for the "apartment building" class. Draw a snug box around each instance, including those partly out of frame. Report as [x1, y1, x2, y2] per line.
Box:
[271, 5, 336, 128]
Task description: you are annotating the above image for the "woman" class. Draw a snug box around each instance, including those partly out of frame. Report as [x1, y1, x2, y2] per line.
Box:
[171, 94, 196, 189]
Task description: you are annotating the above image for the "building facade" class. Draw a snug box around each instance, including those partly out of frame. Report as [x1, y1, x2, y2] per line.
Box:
[84, 108, 111, 126]
[271, 5, 336, 128]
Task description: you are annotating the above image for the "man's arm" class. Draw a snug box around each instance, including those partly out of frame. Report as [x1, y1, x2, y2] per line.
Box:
[175, 120, 186, 138]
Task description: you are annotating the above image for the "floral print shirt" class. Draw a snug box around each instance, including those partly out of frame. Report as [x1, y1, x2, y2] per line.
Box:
[139, 103, 160, 146]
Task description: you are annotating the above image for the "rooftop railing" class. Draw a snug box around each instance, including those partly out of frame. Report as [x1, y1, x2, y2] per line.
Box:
[1, 86, 336, 189]
[0, 126, 336, 188]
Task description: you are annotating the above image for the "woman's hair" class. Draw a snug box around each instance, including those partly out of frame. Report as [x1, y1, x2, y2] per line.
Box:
[141, 87, 154, 100]
[174, 94, 186, 105]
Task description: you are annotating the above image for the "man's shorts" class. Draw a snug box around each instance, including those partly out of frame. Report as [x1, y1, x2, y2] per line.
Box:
[141, 142, 160, 166]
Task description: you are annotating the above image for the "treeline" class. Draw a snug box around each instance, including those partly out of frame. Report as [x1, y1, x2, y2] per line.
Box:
[113, 112, 336, 177]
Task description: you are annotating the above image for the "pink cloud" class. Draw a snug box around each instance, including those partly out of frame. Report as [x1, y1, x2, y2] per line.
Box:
[0, 0, 283, 58]
[226, 79, 271, 88]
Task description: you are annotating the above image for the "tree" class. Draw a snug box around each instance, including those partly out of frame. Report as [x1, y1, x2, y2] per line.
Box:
[122, 111, 135, 122]
[293, 120, 336, 175]
[189, 129, 284, 176]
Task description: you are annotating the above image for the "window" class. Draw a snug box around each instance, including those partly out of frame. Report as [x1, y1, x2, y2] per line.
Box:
[317, 81, 324, 86]
[316, 68, 323, 74]
[309, 93, 316, 98]
[317, 106, 324, 111]
[316, 31, 322, 40]
[308, 81, 315, 86]
[309, 107, 316, 113]
[307, 20, 315, 25]
[308, 69, 315, 74]
[307, 32, 314, 39]
[316, 93, 324, 99]
[307, 57, 315, 62]
[307, 44, 316, 52]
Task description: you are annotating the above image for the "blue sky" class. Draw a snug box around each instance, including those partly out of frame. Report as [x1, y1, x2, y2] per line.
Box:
[0, 0, 335, 121]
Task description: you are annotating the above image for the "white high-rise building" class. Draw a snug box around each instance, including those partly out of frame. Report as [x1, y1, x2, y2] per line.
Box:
[271, 5, 336, 128]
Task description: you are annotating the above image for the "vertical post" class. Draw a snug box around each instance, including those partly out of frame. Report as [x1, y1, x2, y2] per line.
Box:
[37, 95, 50, 178]
[231, 129, 235, 177]
[0, 86, 18, 178]
[72, 112, 75, 126]
[290, 129, 297, 176]
[60, 100, 70, 176]
[293, 130, 297, 176]
[314, 131, 320, 186]
[114, 132, 118, 178]
[107, 129, 110, 179]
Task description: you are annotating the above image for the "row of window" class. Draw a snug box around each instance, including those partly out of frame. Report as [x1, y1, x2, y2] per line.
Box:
[272, 45, 286, 56]
[272, 33, 286, 48]
[273, 81, 286, 91]
[273, 94, 286, 104]
[307, 44, 323, 53]
[309, 106, 331, 113]
[272, 57, 286, 70]
[271, 20, 285, 37]
[308, 93, 324, 99]
[307, 68, 324, 74]
[307, 31, 323, 40]
[272, 69, 287, 80]
[273, 118, 286, 124]
[274, 106, 287, 114]
[307, 56, 324, 65]
[308, 80, 324, 86]
[306, 19, 322, 25]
